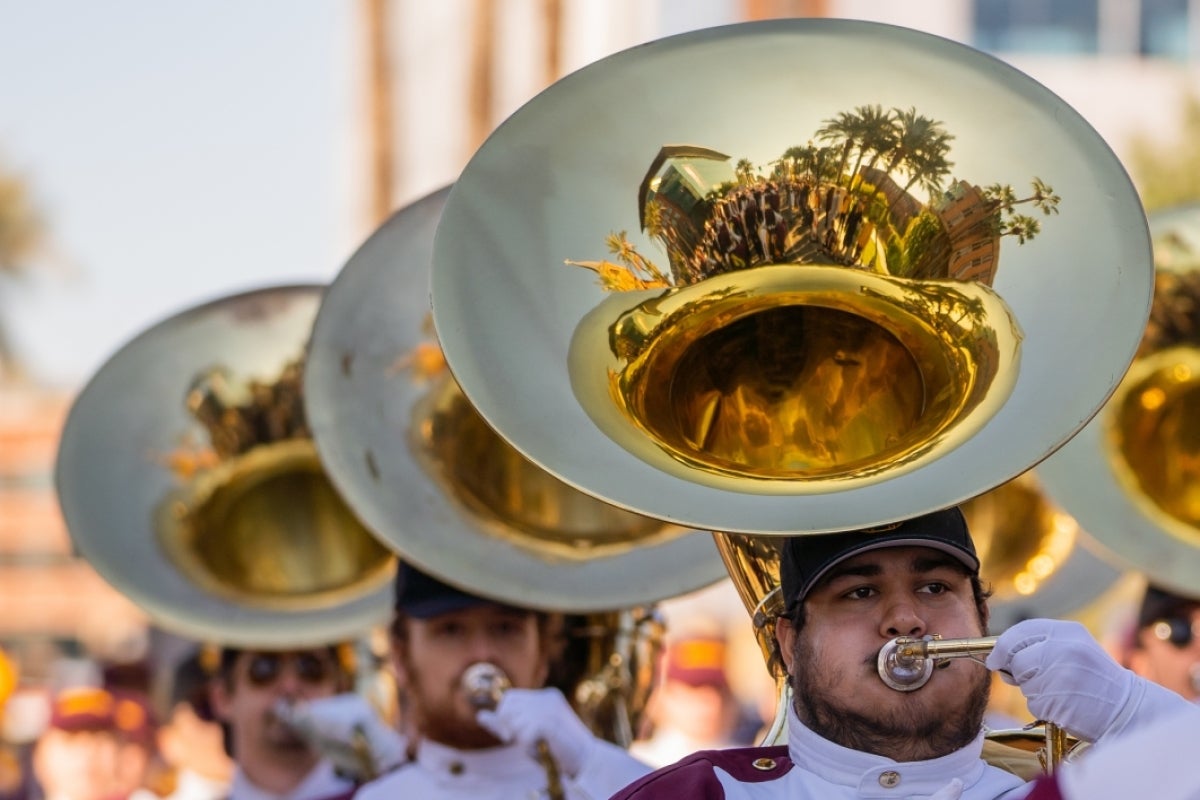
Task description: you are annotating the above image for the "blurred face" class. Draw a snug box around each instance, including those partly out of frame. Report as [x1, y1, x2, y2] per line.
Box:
[393, 605, 548, 749]
[210, 649, 341, 762]
[1130, 605, 1200, 702]
[648, 680, 738, 743]
[776, 546, 990, 762]
[32, 728, 119, 800]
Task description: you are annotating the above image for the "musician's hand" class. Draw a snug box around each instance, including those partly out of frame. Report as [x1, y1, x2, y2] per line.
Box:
[274, 694, 407, 780]
[475, 687, 596, 778]
[984, 619, 1133, 741]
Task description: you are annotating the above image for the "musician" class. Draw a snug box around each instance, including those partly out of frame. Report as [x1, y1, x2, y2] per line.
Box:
[1125, 583, 1200, 703]
[610, 507, 1190, 800]
[210, 645, 358, 800]
[353, 563, 652, 800]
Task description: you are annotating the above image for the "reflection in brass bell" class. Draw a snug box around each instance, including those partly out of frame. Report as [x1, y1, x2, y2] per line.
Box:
[431, 19, 1153, 536]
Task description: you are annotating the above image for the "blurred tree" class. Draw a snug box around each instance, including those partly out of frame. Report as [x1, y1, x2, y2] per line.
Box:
[0, 157, 45, 381]
[1127, 93, 1200, 213]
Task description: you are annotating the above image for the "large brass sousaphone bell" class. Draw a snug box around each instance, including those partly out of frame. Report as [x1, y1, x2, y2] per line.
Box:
[427, 21, 1153, 766]
[303, 188, 729, 744]
[56, 286, 396, 647]
[429, 19, 1153, 535]
[1040, 203, 1200, 594]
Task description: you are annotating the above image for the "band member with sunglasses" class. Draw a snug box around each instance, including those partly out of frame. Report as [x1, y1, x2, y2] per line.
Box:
[1125, 583, 1200, 704]
[610, 507, 1191, 800]
[210, 645, 361, 800]
[352, 563, 651, 800]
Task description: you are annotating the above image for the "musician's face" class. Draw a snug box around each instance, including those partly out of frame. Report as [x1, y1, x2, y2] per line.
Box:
[776, 545, 990, 761]
[393, 605, 549, 749]
[210, 649, 341, 759]
[1130, 605, 1200, 702]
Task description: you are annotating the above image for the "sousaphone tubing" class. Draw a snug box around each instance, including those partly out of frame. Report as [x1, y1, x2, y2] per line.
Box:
[429, 19, 1153, 535]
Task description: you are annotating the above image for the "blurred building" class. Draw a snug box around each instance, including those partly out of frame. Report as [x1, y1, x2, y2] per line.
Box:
[0, 383, 146, 687]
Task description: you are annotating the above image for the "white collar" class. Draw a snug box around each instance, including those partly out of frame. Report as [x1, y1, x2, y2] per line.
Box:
[229, 759, 352, 800]
[786, 705, 988, 795]
[414, 738, 550, 784]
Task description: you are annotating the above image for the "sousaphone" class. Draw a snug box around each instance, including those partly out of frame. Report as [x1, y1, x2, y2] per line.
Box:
[429, 19, 1153, 535]
[1039, 203, 1200, 595]
[56, 286, 396, 647]
[303, 187, 729, 743]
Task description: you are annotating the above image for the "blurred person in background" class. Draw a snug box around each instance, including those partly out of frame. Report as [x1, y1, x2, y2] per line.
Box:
[31, 687, 121, 800]
[631, 634, 751, 767]
[136, 651, 232, 800]
[210, 645, 357, 800]
[0, 649, 27, 800]
[1124, 583, 1200, 703]
[109, 692, 158, 800]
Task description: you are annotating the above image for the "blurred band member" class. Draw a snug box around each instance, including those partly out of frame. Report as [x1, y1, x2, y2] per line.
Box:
[210, 645, 354, 800]
[32, 687, 121, 800]
[354, 563, 651, 800]
[1126, 583, 1200, 703]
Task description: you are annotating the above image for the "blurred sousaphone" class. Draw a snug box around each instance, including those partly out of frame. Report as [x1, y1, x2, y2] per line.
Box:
[55, 286, 396, 647]
[1040, 203, 1200, 594]
[302, 187, 729, 744]
[429, 18, 1152, 536]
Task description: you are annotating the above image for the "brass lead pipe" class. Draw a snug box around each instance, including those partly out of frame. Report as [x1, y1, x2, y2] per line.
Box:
[896, 634, 999, 662]
[877, 635, 1071, 773]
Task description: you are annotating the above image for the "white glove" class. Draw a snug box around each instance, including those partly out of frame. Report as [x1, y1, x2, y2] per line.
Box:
[275, 694, 408, 780]
[928, 778, 963, 800]
[984, 619, 1133, 741]
[475, 687, 597, 778]
[1057, 705, 1200, 800]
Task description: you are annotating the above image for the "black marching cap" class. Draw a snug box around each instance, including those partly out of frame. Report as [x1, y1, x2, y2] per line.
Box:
[780, 506, 980, 615]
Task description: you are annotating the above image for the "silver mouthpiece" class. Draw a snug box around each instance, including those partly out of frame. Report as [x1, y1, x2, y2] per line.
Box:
[877, 634, 999, 692]
[877, 636, 935, 691]
[462, 662, 512, 710]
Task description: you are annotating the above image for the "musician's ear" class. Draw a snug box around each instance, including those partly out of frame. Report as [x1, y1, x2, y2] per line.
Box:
[389, 622, 412, 691]
[775, 616, 797, 675]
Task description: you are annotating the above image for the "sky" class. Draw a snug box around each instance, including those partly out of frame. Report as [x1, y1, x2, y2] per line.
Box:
[0, 1, 747, 390]
[1, 2, 1188, 390]
[1, 2, 388, 388]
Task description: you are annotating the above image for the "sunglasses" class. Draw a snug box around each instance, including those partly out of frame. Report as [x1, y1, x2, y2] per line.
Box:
[244, 652, 334, 688]
[1150, 617, 1200, 649]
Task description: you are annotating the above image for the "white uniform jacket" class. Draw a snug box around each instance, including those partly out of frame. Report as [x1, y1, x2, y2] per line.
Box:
[610, 706, 1030, 800]
[227, 760, 354, 800]
[355, 736, 651, 800]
